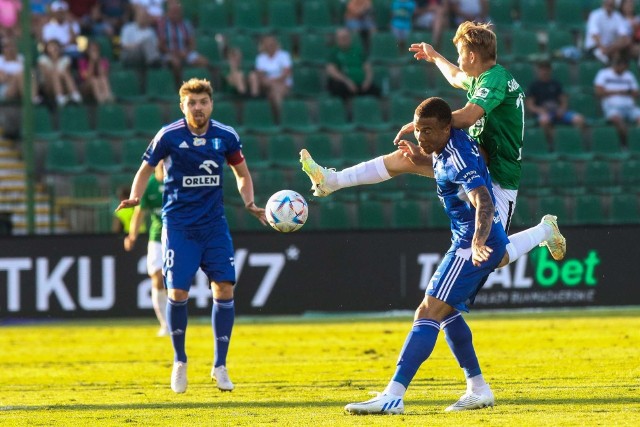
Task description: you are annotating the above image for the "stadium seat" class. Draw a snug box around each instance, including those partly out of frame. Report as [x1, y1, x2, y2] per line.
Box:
[401, 173, 429, 198]
[357, 200, 388, 229]
[389, 95, 421, 128]
[267, 0, 301, 34]
[553, 127, 593, 162]
[340, 132, 372, 164]
[242, 100, 280, 134]
[518, 0, 549, 29]
[372, 0, 391, 30]
[318, 98, 356, 133]
[182, 65, 214, 82]
[398, 65, 431, 98]
[508, 29, 541, 61]
[511, 195, 535, 228]
[569, 92, 601, 124]
[608, 194, 639, 224]
[301, 0, 336, 33]
[226, 33, 259, 69]
[298, 33, 330, 66]
[583, 160, 619, 194]
[45, 139, 86, 174]
[34, 106, 59, 141]
[489, 0, 516, 28]
[438, 30, 458, 60]
[519, 161, 549, 196]
[554, 0, 587, 30]
[368, 32, 402, 64]
[304, 133, 337, 165]
[133, 103, 164, 137]
[619, 159, 640, 191]
[628, 128, 640, 159]
[352, 96, 391, 131]
[392, 199, 425, 229]
[109, 172, 134, 195]
[373, 131, 398, 155]
[198, 0, 231, 34]
[266, 134, 299, 167]
[292, 66, 325, 98]
[224, 206, 240, 231]
[523, 127, 557, 162]
[241, 134, 269, 169]
[59, 105, 97, 140]
[578, 61, 603, 90]
[573, 194, 605, 225]
[551, 61, 572, 89]
[546, 160, 584, 195]
[511, 62, 536, 90]
[72, 174, 103, 199]
[232, 0, 265, 33]
[85, 139, 122, 173]
[212, 100, 240, 126]
[537, 195, 569, 220]
[145, 69, 177, 102]
[547, 30, 575, 56]
[110, 69, 145, 103]
[427, 197, 450, 229]
[93, 35, 114, 61]
[96, 104, 135, 138]
[590, 126, 630, 161]
[317, 200, 353, 230]
[280, 100, 319, 134]
[256, 168, 289, 199]
[121, 138, 148, 171]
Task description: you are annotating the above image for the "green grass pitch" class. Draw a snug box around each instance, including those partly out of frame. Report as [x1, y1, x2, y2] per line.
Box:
[1, 308, 639, 426]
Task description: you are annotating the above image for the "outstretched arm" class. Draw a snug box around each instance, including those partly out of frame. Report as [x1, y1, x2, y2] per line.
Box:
[467, 185, 495, 266]
[116, 162, 154, 211]
[409, 42, 468, 89]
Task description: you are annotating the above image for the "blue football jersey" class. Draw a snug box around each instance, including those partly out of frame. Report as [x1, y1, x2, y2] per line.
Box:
[432, 128, 508, 247]
[144, 118, 242, 230]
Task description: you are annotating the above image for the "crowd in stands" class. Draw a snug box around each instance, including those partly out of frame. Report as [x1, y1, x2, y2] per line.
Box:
[0, 0, 639, 231]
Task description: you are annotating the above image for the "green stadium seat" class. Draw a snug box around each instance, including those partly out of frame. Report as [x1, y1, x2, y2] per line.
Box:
[554, 0, 587, 30]
[519, 161, 549, 196]
[232, 0, 265, 33]
[368, 32, 402, 64]
[389, 95, 420, 128]
[511, 195, 535, 228]
[96, 104, 135, 138]
[392, 199, 425, 229]
[45, 139, 86, 174]
[240, 134, 269, 169]
[518, 0, 549, 29]
[352, 96, 391, 131]
[489, 0, 516, 28]
[509, 30, 541, 61]
[59, 105, 97, 139]
[553, 127, 593, 162]
[578, 61, 604, 90]
[372, 0, 392, 30]
[569, 92, 601, 124]
[546, 160, 584, 195]
[301, 0, 336, 33]
[195, 36, 222, 67]
[523, 127, 557, 162]
[198, 0, 231, 34]
[511, 62, 536, 90]
[590, 126, 630, 161]
[292, 66, 325, 98]
[145, 69, 177, 102]
[122, 138, 148, 171]
[110, 69, 146, 103]
[109, 172, 134, 195]
[620, 159, 640, 191]
[398, 65, 431, 98]
[267, 0, 302, 34]
[629, 128, 640, 159]
[93, 35, 114, 61]
[256, 168, 289, 199]
[583, 160, 619, 194]
[318, 97, 356, 133]
[536, 195, 569, 221]
[427, 197, 450, 229]
[341, 132, 372, 164]
[182, 65, 213, 82]
[304, 133, 337, 165]
[373, 131, 398, 155]
[608, 194, 639, 224]
[212, 100, 240, 126]
[85, 139, 122, 173]
[439, 30, 458, 60]
[226, 33, 259, 69]
[224, 205, 241, 231]
[573, 195, 605, 226]
[298, 33, 330, 65]
[551, 62, 572, 89]
[72, 174, 103, 199]
[133, 103, 164, 137]
[266, 134, 299, 167]
[317, 200, 352, 230]
[401, 173, 429, 197]
[547, 30, 575, 56]
[281, 100, 319, 134]
[34, 106, 60, 141]
[242, 100, 280, 134]
[357, 200, 387, 229]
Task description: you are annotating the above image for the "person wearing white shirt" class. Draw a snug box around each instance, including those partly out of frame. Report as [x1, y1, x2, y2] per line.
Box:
[120, 7, 161, 67]
[41, 1, 80, 56]
[249, 35, 292, 122]
[584, 0, 632, 63]
[594, 55, 640, 146]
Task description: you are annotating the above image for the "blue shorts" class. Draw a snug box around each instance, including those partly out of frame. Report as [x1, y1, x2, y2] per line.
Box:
[426, 243, 506, 312]
[161, 225, 236, 290]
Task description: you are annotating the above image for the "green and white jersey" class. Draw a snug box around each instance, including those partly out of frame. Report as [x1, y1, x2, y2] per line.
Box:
[140, 175, 163, 243]
[463, 64, 525, 190]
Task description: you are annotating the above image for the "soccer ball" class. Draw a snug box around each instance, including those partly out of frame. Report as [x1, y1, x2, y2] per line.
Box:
[265, 189, 308, 233]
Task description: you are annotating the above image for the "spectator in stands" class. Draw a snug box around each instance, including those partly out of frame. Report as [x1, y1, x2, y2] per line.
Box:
[620, 0, 640, 62]
[93, 0, 131, 38]
[37, 39, 82, 107]
[131, 0, 165, 23]
[67, 0, 98, 36]
[78, 40, 115, 104]
[450, 0, 488, 26]
[584, 0, 631, 64]
[224, 47, 248, 96]
[0, 38, 40, 103]
[157, 0, 209, 88]
[248, 35, 292, 123]
[0, 0, 21, 38]
[30, 0, 54, 41]
[41, 1, 81, 57]
[120, 6, 161, 68]
[344, 0, 376, 53]
[594, 55, 640, 147]
[414, 0, 449, 49]
[325, 28, 380, 102]
[526, 61, 586, 148]
[391, 0, 417, 52]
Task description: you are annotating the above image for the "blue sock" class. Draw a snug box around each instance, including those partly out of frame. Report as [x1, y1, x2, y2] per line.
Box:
[167, 298, 188, 363]
[212, 298, 235, 367]
[442, 312, 481, 378]
[391, 319, 441, 388]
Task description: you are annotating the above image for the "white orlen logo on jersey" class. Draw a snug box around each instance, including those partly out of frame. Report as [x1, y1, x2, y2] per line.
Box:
[193, 137, 206, 146]
[179, 141, 189, 148]
[473, 87, 490, 99]
[183, 160, 221, 187]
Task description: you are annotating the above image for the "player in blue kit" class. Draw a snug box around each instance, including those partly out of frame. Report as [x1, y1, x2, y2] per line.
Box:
[339, 97, 565, 414]
[116, 78, 267, 394]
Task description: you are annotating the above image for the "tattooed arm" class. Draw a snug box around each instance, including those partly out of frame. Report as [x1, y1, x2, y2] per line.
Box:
[467, 185, 495, 266]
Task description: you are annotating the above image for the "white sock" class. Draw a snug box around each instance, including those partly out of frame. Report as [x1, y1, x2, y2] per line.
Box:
[467, 374, 488, 394]
[151, 287, 168, 328]
[505, 222, 551, 264]
[383, 381, 407, 398]
[332, 156, 391, 189]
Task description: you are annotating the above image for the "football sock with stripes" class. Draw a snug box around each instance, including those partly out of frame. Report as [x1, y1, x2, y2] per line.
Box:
[333, 156, 391, 189]
[505, 222, 551, 264]
[388, 319, 441, 392]
[213, 298, 235, 368]
[442, 312, 488, 393]
[167, 298, 188, 363]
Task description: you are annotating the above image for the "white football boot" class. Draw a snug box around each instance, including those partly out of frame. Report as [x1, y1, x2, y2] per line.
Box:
[211, 365, 235, 391]
[344, 392, 404, 415]
[445, 386, 495, 412]
[539, 214, 567, 261]
[299, 149, 337, 197]
[171, 361, 187, 393]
